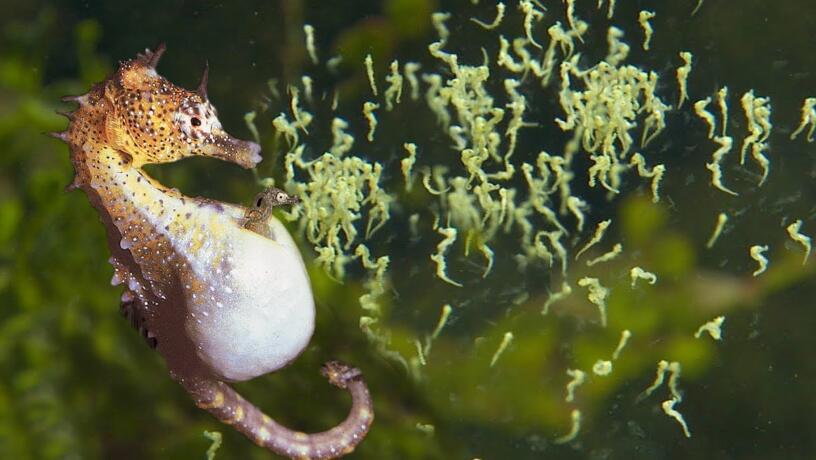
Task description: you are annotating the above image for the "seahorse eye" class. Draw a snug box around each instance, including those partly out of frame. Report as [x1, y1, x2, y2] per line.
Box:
[276, 192, 287, 202]
[191, 117, 202, 127]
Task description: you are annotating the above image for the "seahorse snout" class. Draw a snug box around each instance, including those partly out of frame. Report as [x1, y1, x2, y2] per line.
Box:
[203, 135, 262, 168]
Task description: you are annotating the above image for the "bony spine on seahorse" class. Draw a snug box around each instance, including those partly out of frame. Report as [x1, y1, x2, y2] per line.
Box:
[53, 44, 373, 459]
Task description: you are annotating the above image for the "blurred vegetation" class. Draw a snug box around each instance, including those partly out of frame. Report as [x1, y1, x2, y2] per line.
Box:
[1, 1, 815, 459]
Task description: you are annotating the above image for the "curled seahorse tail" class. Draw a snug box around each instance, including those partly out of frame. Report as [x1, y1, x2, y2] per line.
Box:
[180, 362, 373, 459]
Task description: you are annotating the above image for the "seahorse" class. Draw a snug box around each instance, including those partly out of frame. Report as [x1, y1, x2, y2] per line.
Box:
[52, 44, 373, 459]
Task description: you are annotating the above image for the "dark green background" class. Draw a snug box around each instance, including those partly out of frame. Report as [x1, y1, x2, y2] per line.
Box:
[1, 1, 815, 459]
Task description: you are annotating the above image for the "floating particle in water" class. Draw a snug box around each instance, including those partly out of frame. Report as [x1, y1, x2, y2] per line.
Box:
[694, 316, 725, 341]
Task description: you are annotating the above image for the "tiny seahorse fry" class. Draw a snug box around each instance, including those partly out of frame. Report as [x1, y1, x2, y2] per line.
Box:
[53, 45, 373, 459]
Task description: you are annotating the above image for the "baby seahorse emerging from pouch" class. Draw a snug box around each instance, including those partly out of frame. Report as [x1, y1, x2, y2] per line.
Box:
[52, 44, 373, 459]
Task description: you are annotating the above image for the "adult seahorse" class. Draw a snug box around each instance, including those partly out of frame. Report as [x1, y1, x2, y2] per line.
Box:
[52, 44, 373, 459]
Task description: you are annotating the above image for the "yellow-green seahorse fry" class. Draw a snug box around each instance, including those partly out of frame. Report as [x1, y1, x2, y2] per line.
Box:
[431, 11, 451, 43]
[629, 153, 666, 203]
[790, 97, 816, 142]
[750, 244, 769, 277]
[203, 431, 223, 460]
[423, 304, 453, 359]
[786, 219, 812, 265]
[489, 332, 514, 367]
[694, 316, 725, 341]
[301, 75, 314, 103]
[384, 60, 403, 111]
[303, 24, 318, 65]
[578, 277, 610, 327]
[404, 62, 422, 101]
[706, 135, 738, 196]
[576, 219, 612, 260]
[470, 2, 505, 29]
[676, 51, 693, 109]
[612, 329, 632, 360]
[637, 360, 670, 402]
[564, 368, 586, 402]
[554, 409, 582, 444]
[586, 243, 623, 267]
[431, 226, 463, 287]
[546, 231, 569, 276]
[638, 11, 656, 51]
[592, 360, 613, 376]
[542, 281, 572, 315]
[630, 267, 657, 287]
[402, 143, 418, 191]
[717, 86, 729, 136]
[520, 0, 546, 48]
[363, 101, 379, 142]
[364, 54, 378, 96]
[706, 212, 728, 249]
[694, 97, 717, 139]
[663, 398, 692, 438]
[330, 117, 354, 157]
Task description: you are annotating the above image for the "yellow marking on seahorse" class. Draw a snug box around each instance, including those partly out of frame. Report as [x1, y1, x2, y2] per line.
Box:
[257, 427, 271, 442]
[220, 406, 245, 425]
[198, 391, 225, 409]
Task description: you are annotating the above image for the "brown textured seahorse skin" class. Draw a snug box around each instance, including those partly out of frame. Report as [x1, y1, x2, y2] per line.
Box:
[53, 44, 373, 459]
[184, 361, 373, 459]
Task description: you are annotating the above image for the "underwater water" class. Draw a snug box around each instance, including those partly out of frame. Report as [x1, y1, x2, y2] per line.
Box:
[1, 0, 816, 459]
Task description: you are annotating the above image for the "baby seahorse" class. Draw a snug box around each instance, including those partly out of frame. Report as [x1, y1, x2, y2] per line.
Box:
[52, 44, 373, 459]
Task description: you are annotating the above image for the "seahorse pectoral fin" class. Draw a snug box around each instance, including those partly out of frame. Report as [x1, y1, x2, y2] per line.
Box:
[181, 362, 374, 459]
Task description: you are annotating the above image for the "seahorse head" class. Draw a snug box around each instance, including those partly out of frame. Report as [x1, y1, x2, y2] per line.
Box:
[104, 44, 261, 168]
